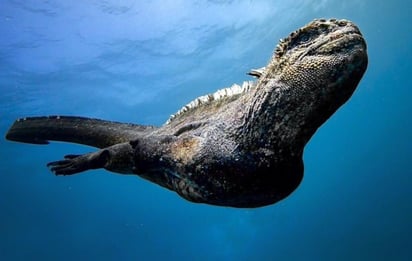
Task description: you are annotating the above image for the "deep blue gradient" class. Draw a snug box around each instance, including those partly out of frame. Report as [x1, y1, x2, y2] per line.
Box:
[1, 1, 411, 260]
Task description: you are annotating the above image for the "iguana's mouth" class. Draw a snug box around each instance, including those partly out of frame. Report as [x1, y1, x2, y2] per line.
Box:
[319, 20, 365, 48]
[305, 31, 366, 57]
[328, 31, 365, 48]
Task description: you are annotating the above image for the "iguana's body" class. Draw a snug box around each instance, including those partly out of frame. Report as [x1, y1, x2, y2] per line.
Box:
[6, 19, 368, 208]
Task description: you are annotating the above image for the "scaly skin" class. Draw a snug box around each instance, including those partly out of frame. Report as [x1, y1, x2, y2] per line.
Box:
[6, 19, 368, 208]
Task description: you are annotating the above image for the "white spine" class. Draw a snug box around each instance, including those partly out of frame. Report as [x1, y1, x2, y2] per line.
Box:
[166, 81, 255, 124]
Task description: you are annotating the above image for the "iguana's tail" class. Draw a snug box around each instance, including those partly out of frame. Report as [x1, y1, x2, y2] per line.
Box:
[5, 116, 156, 148]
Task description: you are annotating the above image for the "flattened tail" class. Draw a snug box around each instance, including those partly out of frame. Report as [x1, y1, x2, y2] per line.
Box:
[5, 116, 156, 148]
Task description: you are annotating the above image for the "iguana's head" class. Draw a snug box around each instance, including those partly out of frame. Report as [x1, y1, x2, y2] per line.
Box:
[248, 19, 368, 151]
[269, 18, 368, 100]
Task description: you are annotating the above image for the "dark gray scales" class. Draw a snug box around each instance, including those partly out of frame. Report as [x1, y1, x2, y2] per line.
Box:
[6, 19, 368, 208]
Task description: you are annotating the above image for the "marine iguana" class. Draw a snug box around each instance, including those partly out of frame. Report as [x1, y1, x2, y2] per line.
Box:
[5, 18, 368, 208]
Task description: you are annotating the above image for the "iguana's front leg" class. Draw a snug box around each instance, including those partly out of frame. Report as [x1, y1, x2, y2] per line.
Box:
[47, 142, 135, 175]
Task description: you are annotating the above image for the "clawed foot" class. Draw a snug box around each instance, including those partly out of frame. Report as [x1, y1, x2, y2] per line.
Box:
[47, 150, 109, 175]
[47, 154, 89, 175]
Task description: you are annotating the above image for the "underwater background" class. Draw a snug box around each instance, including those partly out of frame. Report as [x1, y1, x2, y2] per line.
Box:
[0, 0, 411, 260]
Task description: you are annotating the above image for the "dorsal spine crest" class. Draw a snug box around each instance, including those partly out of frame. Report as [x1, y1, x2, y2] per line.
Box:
[166, 81, 255, 125]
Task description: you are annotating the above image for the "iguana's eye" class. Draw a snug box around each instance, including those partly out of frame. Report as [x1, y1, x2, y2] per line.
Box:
[289, 28, 318, 48]
[290, 32, 313, 47]
[298, 34, 311, 43]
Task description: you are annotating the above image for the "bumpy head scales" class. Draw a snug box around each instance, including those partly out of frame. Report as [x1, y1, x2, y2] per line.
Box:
[275, 19, 364, 59]
[267, 18, 367, 79]
[258, 18, 367, 102]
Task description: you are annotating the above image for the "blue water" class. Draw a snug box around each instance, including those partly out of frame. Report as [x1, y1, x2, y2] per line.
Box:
[1, 1, 411, 260]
